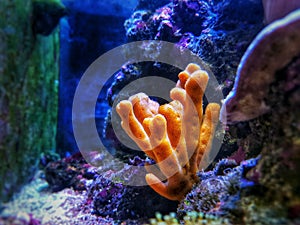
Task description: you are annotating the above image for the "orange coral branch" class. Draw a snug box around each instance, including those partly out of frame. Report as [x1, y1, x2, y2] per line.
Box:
[116, 63, 220, 201]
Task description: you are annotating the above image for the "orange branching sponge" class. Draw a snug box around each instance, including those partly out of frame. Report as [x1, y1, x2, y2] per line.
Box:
[116, 63, 220, 201]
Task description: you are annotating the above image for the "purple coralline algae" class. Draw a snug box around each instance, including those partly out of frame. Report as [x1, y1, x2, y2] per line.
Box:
[88, 158, 177, 221]
[45, 152, 96, 192]
[124, 0, 216, 42]
[122, 0, 264, 88]
[177, 158, 259, 223]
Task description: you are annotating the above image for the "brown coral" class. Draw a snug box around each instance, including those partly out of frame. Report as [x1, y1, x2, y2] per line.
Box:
[262, 0, 300, 23]
[116, 63, 220, 201]
[220, 9, 300, 124]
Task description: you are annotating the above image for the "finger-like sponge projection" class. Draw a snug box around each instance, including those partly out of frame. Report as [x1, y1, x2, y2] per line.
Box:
[116, 63, 220, 201]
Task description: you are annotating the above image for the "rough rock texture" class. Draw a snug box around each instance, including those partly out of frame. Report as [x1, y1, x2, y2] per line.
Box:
[1, 154, 177, 224]
[244, 55, 300, 224]
[89, 173, 178, 221]
[0, 0, 59, 203]
[122, 0, 264, 91]
[0, 172, 116, 225]
[178, 40, 300, 225]
[222, 56, 300, 225]
[177, 159, 244, 220]
[45, 153, 96, 192]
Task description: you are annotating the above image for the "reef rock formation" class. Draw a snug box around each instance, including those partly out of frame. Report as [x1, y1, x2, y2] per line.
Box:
[214, 8, 300, 225]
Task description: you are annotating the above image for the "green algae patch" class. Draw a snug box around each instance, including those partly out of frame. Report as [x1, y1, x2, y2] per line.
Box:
[0, 0, 59, 202]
